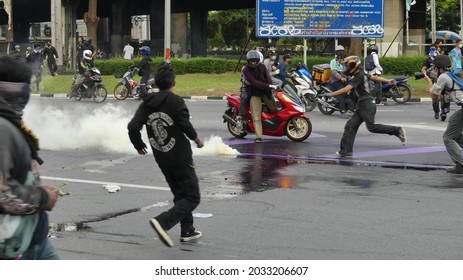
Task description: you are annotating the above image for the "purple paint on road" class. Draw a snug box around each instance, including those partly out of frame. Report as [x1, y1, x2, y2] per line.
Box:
[317, 146, 447, 159]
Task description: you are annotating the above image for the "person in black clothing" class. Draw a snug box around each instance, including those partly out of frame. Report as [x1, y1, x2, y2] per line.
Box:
[325, 56, 407, 157]
[76, 36, 85, 64]
[127, 62, 204, 247]
[133, 45, 152, 100]
[0, 1, 8, 25]
[84, 36, 96, 58]
[0, 55, 59, 260]
[42, 41, 59, 76]
[26, 44, 44, 93]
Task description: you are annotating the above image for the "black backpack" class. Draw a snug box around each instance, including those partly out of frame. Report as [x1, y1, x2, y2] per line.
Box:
[364, 54, 375, 71]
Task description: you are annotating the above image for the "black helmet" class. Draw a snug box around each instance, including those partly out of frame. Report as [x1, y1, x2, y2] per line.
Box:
[343, 56, 361, 76]
[85, 36, 92, 44]
[368, 44, 379, 54]
[433, 55, 452, 69]
[246, 50, 261, 68]
[282, 54, 291, 61]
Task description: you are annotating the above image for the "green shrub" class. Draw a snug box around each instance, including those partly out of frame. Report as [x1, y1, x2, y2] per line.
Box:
[94, 55, 428, 76]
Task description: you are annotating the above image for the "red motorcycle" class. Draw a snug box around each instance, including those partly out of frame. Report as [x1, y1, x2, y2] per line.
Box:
[222, 90, 312, 142]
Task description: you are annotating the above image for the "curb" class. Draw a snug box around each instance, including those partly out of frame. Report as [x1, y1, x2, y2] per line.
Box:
[31, 93, 431, 102]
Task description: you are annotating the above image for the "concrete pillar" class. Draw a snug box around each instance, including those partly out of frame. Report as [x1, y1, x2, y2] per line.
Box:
[150, 0, 165, 57]
[111, 0, 132, 58]
[381, 0, 404, 57]
[172, 13, 188, 57]
[51, 0, 63, 65]
[190, 8, 207, 57]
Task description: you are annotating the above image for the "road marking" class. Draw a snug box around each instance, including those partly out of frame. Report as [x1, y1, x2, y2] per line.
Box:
[41, 176, 170, 191]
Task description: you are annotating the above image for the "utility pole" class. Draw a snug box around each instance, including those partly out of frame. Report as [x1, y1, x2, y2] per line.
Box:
[431, 0, 436, 43]
[164, 0, 171, 62]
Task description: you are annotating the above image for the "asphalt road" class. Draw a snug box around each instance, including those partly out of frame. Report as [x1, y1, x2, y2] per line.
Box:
[24, 96, 463, 260]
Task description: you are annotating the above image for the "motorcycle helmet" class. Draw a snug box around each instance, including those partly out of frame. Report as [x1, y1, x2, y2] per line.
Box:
[85, 36, 92, 44]
[246, 50, 261, 68]
[367, 44, 379, 55]
[33, 44, 41, 53]
[433, 54, 452, 69]
[343, 56, 361, 76]
[335, 45, 346, 59]
[139, 46, 151, 56]
[83, 50, 93, 60]
[429, 46, 437, 57]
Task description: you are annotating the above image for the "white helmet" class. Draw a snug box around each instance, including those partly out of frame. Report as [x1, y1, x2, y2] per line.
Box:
[83, 50, 92, 59]
[335, 45, 345, 51]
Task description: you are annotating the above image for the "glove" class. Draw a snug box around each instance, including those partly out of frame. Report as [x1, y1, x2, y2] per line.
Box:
[269, 84, 278, 90]
[324, 91, 334, 97]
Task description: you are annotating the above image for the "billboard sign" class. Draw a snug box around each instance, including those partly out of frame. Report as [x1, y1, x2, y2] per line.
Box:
[256, 0, 384, 38]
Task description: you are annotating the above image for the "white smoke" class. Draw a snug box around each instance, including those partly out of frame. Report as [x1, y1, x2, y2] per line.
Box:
[24, 103, 239, 156]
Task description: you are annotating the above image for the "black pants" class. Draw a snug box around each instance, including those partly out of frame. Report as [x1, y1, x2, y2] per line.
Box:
[340, 97, 400, 153]
[156, 162, 201, 235]
[140, 75, 149, 96]
[47, 59, 58, 76]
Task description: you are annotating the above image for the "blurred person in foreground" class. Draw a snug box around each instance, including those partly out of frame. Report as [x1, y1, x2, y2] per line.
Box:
[128, 62, 204, 247]
[0, 55, 59, 260]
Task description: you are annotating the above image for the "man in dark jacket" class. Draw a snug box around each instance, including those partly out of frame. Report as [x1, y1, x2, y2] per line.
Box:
[26, 44, 44, 93]
[133, 45, 152, 100]
[42, 41, 59, 76]
[128, 62, 204, 247]
[0, 55, 59, 260]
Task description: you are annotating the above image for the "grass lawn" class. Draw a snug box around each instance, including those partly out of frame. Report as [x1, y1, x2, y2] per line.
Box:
[38, 71, 429, 98]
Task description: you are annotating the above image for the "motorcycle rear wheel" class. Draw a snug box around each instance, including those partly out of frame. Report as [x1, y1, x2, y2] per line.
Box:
[227, 120, 248, 138]
[391, 84, 411, 104]
[73, 90, 82, 101]
[93, 85, 108, 103]
[285, 116, 312, 142]
[114, 82, 129, 100]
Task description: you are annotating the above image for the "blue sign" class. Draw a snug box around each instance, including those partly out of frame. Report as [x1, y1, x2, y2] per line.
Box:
[256, 0, 384, 38]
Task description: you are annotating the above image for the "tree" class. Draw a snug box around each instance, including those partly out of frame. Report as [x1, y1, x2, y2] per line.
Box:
[84, 0, 99, 50]
[428, 0, 460, 32]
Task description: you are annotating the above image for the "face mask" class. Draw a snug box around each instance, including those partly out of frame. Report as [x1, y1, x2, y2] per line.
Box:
[0, 82, 30, 117]
[429, 48, 436, 57]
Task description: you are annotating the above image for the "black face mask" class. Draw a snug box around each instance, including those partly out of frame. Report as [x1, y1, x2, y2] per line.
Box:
[0, 82, 30, 117]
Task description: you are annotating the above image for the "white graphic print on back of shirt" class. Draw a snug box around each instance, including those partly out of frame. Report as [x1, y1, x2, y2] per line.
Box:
[147, 112, 176, 152]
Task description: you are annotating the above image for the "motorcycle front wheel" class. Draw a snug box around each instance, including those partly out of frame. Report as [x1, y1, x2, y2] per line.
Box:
[303, 94, 317, 112]
[93, 85, 108, 103]
[285, 116, 312, 142]
[317, 97, 336, 115]
[391, 84, 411, 104]
[113, 82, 130, 100]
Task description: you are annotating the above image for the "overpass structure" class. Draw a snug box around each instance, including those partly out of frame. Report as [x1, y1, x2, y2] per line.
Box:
[1, 0, 426, 68]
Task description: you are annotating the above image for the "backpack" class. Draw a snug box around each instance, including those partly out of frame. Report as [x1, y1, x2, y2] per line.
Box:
[446, 71, 463, 90]
[364, 54, 375, 71]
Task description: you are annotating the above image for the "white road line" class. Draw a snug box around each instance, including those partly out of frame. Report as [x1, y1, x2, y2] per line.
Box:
[41, 176, 170, 191]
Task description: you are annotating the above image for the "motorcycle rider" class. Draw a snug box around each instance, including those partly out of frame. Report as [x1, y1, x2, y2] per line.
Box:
[328, 45, 349, 119]
[132, 46, 152, 100]
[68, 49, 94, 98]
[275, 54, 296, 83]
[263, 50, 282, 87]
[241, 50, 278, 143]
[325, 56, 407, 157]
[365, 45, 384, 104]
[428, 55, 463, 174]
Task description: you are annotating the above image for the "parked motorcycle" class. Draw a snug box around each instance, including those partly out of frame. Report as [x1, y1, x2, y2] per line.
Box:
[113, 66, 156, 100]
[71, 67, 107, 103]
[222, 89, 312, 142]
[374, 75, 412, 104]
[315, 83, 357, 115]
[290, 63, 318, 111]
